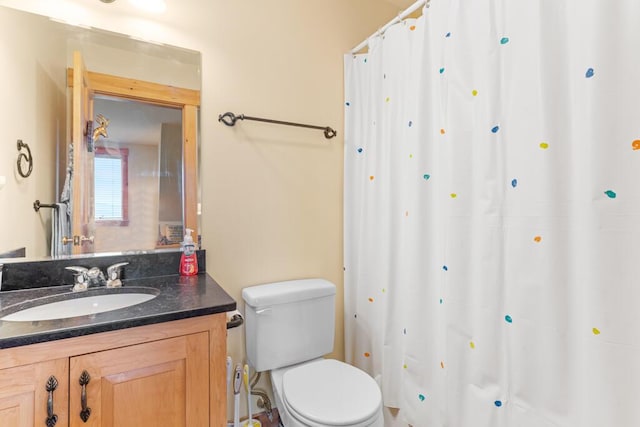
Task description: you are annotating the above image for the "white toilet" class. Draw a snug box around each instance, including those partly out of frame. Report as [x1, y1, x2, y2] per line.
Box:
[243, 279, 383, 427]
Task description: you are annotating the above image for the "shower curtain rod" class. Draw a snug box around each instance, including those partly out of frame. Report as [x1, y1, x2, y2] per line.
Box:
[218, 112, 337, 139]
[351, 0, 429, 53]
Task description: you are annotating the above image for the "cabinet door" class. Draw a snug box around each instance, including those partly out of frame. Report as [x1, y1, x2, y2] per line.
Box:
[0, 358, 69, 427]
[69, 332, 209, 427]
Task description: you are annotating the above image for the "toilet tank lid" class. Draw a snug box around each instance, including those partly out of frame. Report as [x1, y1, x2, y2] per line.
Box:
[242, 279, 336, 307]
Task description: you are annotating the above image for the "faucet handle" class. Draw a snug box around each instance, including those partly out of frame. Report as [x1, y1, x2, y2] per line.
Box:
[66, 266, 89, 291]
[107, 262, 129, 280]
[66, 266, 88, 275]
[106, 262, 129, 287]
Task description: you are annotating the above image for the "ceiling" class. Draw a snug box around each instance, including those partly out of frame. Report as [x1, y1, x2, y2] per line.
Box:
[105, 0, 419, 16]
[381, 0, 417, 9]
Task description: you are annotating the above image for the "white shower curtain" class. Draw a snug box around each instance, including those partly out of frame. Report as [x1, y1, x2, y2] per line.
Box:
[344, 1, 640, 426]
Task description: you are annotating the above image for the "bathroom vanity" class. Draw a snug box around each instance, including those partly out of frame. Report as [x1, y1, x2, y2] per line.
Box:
[0, 251, 235, 427]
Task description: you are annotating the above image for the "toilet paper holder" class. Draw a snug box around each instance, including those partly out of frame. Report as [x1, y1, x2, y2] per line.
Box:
[226, 310, 244, 329]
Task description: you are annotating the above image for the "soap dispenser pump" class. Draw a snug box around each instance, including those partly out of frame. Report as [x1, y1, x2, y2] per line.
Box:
[179, 228, 198, 276]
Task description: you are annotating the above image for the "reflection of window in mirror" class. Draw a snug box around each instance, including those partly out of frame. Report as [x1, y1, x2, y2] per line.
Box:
[95, 147, 129, 226]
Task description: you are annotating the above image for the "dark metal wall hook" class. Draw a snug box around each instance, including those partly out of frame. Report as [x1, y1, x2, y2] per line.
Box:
[218, 111, 337, 139]
[16, 139, 33, 178]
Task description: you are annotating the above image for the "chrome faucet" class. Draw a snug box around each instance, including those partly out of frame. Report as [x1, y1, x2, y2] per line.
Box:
[66, 262, 129, 292]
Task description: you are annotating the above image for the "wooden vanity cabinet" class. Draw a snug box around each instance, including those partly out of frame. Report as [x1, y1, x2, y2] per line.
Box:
[69, 332, 209, 427]
[0, 313, 227, 427]
[0, 359, 69, 427]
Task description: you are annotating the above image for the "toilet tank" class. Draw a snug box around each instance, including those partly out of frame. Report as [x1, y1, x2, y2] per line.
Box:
[243, 279, 336, 372]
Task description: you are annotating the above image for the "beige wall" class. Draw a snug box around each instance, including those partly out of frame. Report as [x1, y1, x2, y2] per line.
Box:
[200, 4, 403, 417]
[201, 0, 397, 364]
[0, 0, 400, 418]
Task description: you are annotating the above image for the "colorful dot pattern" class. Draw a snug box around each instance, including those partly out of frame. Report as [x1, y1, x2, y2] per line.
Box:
[344, 10, 634, 425]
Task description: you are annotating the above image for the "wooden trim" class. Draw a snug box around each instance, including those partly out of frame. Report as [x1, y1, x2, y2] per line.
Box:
[71, 51, 93, 255]
[183, 104, 198, 241]
[68, 63, 201, 251]
[209, 312, 227, 426]
[0, 314, 225, 369]
[68, 68, 200, 107]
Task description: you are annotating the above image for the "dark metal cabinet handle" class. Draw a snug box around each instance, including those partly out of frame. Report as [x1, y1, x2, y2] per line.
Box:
[45, 376, 59, 427]
[79, 370, 92, 422]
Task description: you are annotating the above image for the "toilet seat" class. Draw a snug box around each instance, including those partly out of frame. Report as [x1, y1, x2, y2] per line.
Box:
[281, 359, 382, 426]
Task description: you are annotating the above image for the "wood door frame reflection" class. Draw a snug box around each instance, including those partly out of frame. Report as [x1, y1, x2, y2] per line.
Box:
[68, 68, 201, 251]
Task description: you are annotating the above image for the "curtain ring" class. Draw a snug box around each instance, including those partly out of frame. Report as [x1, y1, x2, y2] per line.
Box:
[17, 139, 33, 178]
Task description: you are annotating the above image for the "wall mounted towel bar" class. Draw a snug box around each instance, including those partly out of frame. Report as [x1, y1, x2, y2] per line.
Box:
[218, 112, 337, 139]
[33, 200, 58, 212]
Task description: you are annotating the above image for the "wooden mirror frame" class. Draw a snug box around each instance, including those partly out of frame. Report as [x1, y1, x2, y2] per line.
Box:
[67, 67, 200, 253]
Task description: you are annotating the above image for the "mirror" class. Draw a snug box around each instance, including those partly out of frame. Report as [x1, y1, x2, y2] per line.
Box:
[0, 5, 201, 260]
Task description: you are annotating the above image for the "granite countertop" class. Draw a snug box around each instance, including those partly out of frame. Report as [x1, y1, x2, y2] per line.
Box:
[0, 273, 236, 349]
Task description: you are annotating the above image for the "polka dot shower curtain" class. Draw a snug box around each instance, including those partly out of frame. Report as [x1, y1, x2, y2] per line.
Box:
[343, 1, 640, 426]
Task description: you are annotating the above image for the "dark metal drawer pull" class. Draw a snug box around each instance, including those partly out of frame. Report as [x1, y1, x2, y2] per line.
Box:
[45, 376, 58, 427]
[79, 370, 92, 422]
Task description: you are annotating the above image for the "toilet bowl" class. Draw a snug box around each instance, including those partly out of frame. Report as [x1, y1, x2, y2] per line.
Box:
[242, 279, 383, 427]
[271, 359, 383, 427]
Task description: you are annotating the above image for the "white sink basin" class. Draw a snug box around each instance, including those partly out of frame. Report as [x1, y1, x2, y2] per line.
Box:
[1, 292, 157, 322]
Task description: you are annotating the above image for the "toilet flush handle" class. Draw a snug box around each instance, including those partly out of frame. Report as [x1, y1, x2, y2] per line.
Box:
[255, 307, 272, 315]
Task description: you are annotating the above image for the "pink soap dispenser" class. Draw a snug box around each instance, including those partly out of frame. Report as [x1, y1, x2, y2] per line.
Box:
[179, 228, 198, 276]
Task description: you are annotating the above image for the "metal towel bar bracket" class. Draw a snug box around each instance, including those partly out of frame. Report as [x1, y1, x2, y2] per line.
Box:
[218, 112, 337, 139]
[33, 200, 58, 212]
